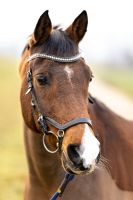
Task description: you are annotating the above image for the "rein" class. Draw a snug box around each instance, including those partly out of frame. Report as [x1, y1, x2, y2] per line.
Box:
[50, 173, 74, 200]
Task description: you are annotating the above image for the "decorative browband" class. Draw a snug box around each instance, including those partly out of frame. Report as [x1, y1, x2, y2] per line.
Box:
[28, 53, 82, 63]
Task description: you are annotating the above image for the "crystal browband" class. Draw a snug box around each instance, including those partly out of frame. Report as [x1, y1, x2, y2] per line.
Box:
[28, 53, 82, 63]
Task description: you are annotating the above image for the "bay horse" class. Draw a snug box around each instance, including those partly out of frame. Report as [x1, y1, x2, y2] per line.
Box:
[19, 10, 133, 200]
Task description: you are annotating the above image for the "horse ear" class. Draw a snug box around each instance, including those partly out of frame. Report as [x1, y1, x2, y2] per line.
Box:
[66, 10, 88, 43]
[30, 10, 52, 46]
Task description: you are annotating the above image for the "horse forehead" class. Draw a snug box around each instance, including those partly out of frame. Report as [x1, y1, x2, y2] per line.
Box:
[37, 62, 75, 77]
[33, 60, 85, 80]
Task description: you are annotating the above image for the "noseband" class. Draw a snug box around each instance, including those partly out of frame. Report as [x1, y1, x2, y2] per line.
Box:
[26, 53, 93, 153]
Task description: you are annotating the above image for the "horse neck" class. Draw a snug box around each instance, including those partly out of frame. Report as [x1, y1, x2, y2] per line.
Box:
[24, 124, 64, 190]
[90, 99, 133, 191]
[90, 99, 133, 156]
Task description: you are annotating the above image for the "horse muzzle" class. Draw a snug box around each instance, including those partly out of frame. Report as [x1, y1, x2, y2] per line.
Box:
[61, 150, 100, 175]
[61, 124, 100, 175]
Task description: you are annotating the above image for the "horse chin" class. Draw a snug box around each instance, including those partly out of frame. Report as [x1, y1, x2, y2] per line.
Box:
[61, 152, 95, 175]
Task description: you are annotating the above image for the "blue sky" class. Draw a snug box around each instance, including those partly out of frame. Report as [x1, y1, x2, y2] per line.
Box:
[0, 0, 133, 63]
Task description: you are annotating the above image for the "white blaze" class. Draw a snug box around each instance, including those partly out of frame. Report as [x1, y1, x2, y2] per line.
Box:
[64, 66, 73, 82]
[77, 124, 100, 168]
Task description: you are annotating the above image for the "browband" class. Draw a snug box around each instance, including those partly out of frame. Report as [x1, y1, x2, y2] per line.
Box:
[28, 53, 82, 63]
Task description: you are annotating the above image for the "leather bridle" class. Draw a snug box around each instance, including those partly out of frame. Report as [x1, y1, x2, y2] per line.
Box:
[25, 53, 93, 153]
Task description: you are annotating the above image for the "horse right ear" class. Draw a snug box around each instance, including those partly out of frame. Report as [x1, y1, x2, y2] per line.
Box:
[29, 10, 52, 47]
[66, 10, 88, 43]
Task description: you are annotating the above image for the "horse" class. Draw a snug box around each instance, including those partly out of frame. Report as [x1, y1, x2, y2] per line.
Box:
[19, 10, 133, 200]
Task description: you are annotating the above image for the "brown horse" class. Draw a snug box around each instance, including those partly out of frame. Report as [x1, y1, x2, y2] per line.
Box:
[19, 10, 133, 200]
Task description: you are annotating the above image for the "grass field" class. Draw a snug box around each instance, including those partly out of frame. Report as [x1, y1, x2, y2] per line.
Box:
[95, 66, 133, 98]
[0, 57, 27, 200]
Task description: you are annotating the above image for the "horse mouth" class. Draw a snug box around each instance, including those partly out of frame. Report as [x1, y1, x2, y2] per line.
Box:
[61, 152, 95, 175]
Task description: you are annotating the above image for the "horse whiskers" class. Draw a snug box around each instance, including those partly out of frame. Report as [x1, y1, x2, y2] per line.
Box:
[100, 155, 110, 165]
[97, 155, 111, 174]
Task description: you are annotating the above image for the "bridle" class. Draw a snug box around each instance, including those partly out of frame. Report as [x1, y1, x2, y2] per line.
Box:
[26, 52, 93, 154]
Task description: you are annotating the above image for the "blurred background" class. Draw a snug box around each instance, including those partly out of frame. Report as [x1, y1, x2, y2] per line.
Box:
[0, 0, 133, 199]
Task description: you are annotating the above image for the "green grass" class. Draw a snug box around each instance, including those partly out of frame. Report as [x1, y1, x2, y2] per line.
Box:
[0, 57, 27, 200]
[95, 66, 133, 97]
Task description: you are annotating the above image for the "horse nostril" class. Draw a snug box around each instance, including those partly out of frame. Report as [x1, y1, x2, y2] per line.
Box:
[67, 144, 82, 166]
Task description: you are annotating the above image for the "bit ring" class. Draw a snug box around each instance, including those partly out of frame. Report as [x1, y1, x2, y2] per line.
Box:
[42, 131, 59, 154]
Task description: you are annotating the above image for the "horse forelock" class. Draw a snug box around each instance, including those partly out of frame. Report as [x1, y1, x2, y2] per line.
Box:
[34, 28, 79, 57]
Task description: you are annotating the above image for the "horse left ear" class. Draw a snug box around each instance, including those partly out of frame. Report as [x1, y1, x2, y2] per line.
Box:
[66, 10, 88, 43]
[29, 10, 52, 47]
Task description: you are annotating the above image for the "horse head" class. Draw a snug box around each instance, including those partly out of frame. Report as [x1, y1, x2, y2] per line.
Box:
[20, 10, 100, 176]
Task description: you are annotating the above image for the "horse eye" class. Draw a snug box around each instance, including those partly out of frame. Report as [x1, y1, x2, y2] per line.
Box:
[36, 75, 49, 85]
[90, 74, 94, 82]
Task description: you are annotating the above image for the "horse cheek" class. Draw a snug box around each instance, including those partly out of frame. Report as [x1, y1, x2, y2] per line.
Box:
[20, 80, 37, 131]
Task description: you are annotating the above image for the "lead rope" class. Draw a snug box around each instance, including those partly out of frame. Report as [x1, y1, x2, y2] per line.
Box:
[50, 173, 75, 200]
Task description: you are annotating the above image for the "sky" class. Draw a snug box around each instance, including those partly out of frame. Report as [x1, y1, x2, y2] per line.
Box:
[0, 0, 133, 63]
